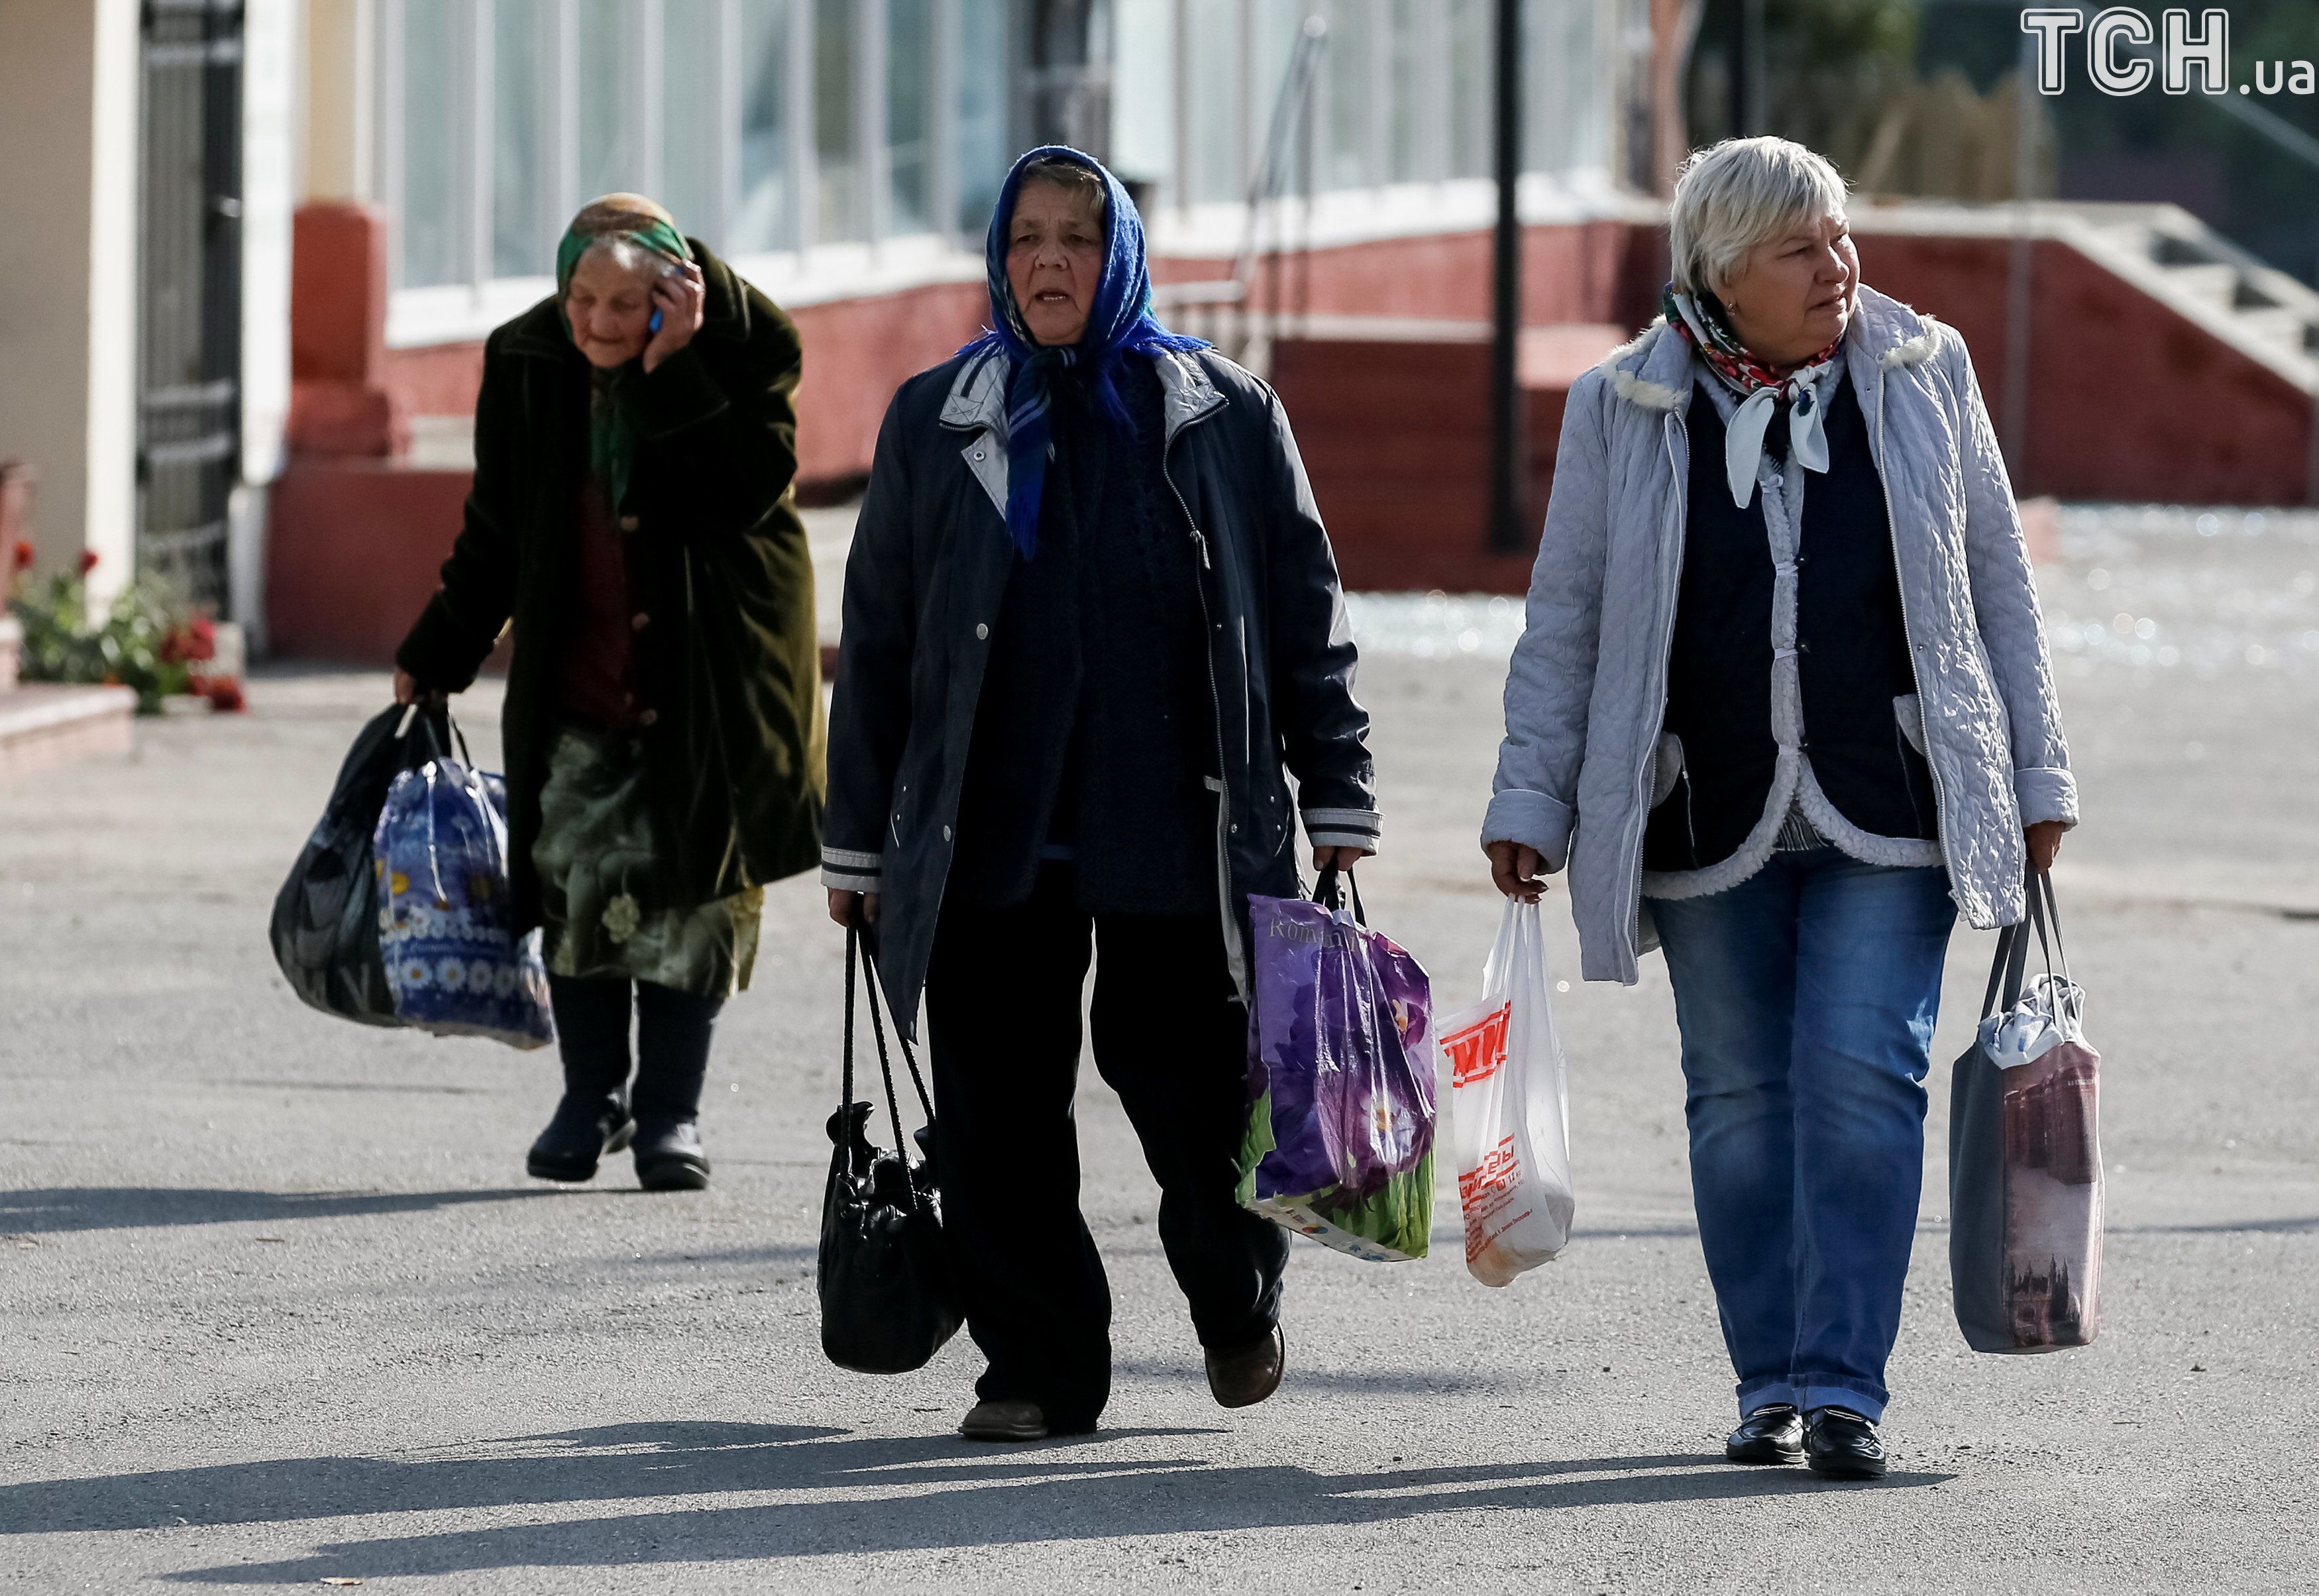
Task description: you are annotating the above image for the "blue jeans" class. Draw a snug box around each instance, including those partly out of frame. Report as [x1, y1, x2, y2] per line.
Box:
[1647, 849, 1955, 1423]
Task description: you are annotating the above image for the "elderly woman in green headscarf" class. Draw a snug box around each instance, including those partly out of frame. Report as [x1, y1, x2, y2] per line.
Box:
[395, 194, 824, 1192]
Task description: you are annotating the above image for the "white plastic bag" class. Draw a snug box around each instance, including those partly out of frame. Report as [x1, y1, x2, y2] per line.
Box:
[1439, 897, 1576, 1286]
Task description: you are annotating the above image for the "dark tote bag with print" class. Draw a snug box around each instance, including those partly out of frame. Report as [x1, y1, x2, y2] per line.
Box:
[818, 925, 962, 1375]
[1949, 871, 2104, 1354]
[269, 702, 460, 1028]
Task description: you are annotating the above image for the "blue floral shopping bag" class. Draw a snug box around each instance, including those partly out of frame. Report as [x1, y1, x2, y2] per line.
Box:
[372, 719, 555, 1049]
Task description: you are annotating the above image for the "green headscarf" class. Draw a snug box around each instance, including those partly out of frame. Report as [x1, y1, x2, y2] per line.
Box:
[555, 193, 694, 510]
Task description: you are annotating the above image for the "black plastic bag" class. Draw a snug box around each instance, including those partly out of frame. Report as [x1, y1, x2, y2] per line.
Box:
[818, 925, 961, 1374]
[268, 703, 457, 1026]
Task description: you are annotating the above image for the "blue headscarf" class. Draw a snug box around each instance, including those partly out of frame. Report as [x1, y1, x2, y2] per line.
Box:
[961, 146, 1209, 559]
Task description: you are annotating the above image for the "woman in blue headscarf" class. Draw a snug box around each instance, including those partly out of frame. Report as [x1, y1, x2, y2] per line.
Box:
[823, 148, 1381, 1442]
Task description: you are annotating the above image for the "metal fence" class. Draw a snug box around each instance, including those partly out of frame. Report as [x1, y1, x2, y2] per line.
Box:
[138, 0, 244, 615]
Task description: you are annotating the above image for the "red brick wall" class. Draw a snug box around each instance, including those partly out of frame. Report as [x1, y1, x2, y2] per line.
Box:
[1154, 219, 1644, 329]
[266, 462, 474, 664]
[378, 280, 989, 488]
[1862, 233, 2311, 505]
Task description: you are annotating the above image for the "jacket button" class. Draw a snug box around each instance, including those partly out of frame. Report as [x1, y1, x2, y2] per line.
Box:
[619, 515, 639, 532]
[942, 825, 953, 841]
[631, 612, 650, 631]
[975, 623, 989, 640]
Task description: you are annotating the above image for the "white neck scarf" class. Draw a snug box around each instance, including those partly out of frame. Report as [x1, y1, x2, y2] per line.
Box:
[1667, 292, 1841, 509]
[1715, 360, 1837, 509]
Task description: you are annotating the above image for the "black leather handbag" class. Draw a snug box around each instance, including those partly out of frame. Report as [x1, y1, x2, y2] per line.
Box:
[818, 925, 962, 1373]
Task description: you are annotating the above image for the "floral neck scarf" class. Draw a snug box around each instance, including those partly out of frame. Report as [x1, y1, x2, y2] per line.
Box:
[1663, 284, 1843, 510]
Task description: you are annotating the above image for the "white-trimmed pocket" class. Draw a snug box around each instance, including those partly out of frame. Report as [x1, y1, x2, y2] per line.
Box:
[1894, 694, 1929, 759]
[1650, 733, 1686, 808]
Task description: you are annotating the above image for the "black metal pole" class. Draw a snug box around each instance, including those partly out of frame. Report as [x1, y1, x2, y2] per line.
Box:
[1727, 0, 1750, 137]
[1488, 0, 1523, 555]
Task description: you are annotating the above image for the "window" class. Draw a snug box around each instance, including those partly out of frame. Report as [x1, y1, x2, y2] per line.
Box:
[1110, 0, 1175, 201]
[398, 0, 464, 288]
[492, 0, 548, 278]
[385, 0, 1002, 297]
[1448, 0, 1492, 179]
[1526, 0, 1603, 176]
[1187, 0, 1245, 204]
[1107, 0, 1614, 221]
[734, 0, 795, 253]
[661, 0, 728, 246]
[573, 0, 631, 199]
[887, 0, 934, 236]
[812, 0, 857, 242]
[1322, 0, 1376, 191]
[1386, 0, 1428, 184]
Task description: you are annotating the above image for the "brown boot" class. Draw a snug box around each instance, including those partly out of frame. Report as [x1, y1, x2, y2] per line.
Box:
[1204, 1325, 1285, 1409]
[960, 1399, 1048, 1442]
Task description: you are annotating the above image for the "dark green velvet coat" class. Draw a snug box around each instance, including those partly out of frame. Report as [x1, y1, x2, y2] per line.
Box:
[396, 242, 825, 935]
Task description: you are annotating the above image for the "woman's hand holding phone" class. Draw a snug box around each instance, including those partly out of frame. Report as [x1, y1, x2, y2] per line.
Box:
[641, 260, 707, 374]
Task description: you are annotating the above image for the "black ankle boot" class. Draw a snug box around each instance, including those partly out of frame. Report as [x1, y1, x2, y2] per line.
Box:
[628, 984, 719, 1191]
[526, 1093, 635, 1182]
[633, 1117, 710, 1191]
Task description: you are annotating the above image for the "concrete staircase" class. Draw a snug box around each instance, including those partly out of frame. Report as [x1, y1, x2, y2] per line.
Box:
[2068, 203, 2319, 394]
[1851, 197, 2318, 505]
[1858, 198, 2319, 394]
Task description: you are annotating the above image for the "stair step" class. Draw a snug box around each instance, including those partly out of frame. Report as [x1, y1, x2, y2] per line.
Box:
[0, 683, 136, 776]
[2234, 307, 2313, 349]
[2159, 262, 2240, 306]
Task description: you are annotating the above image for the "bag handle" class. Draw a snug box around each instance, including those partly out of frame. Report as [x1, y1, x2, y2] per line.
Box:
[1981, 916, 2032, 1019]
[1313, 863, 1368, 926]
[393, 701, 473, 769]
[2035, 868, 2072, 990]
[1980, 867, 2072, 1021]
[843, 922, 938, 1159]
[840, 923, 860, 1125]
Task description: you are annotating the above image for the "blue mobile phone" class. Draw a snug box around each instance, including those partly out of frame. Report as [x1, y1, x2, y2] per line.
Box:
[649, 307, 663, 335]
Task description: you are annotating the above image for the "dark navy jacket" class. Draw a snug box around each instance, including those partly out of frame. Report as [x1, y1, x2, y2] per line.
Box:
[822, 346, 1381, 1036]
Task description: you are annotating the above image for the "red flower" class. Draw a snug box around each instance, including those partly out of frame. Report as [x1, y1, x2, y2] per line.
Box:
[201, 676, 246, 713]
[9, 540, 30, 573]
[161, 615, 217, 665]
[76, 549, 99, 576]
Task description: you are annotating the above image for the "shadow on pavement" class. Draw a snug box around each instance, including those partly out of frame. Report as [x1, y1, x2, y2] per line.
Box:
[109, 1428, 1957, 1577]
[1114, 1359, 1510, 1396]
[2116, 1216, 2319, 1235]
[0, 1187, 554, 1234]
[0, 1421, 1203, 1539]
[72, 1422, 1953, 1581]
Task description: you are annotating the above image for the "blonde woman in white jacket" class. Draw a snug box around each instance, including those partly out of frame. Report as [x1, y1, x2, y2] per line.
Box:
[1482, 138, 2076, 1480]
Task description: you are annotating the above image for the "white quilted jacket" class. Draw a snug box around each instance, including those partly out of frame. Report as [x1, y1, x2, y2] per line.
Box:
[1484, 285, 2078, 984]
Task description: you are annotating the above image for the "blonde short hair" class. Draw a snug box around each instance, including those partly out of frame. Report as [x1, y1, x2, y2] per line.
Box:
[1668, 138, 1849, 298]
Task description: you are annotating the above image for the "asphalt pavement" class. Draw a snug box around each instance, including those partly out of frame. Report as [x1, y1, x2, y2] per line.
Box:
[1, 504, 2314, 1593]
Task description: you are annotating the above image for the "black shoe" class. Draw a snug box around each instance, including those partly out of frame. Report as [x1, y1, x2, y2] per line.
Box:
[1205, 1325, 1286, 1409]
[1725, 1403, 1804, 1465]
[633, 1118, 711, 1191]
[960, 1400, 1049, 1442]
[1804, 1406, 1888, 1479]
[526, 1094, 634, 1182]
